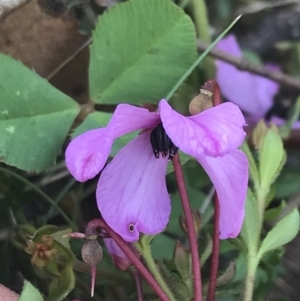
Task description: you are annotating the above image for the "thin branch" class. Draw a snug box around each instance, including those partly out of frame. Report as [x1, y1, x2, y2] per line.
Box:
[197, 39, 300, 91]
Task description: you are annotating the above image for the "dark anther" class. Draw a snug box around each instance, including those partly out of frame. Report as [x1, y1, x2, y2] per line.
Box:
[150, 123, 178, 161]
[129, 224, 135, 232]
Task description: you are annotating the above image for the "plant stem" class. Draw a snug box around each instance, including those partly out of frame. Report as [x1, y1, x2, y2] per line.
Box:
[137, 239, 177, 301]
[87, 219, 170, 301]
[0, 167, 77, 230]
[244, 255, 258, 301]
[243, 189, 267, 301]
[191, 0, 215, 77]
[206, 82, 221, 301]
[173, 154, 202, 301]
[132, 268, 144, 301]
[207, 195, 220, 301]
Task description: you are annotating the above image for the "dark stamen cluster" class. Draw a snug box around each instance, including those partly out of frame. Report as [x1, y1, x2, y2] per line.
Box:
[150, 123, 178, 160]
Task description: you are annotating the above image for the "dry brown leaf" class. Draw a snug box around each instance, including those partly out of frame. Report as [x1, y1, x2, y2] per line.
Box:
[0, 0, 89, 78]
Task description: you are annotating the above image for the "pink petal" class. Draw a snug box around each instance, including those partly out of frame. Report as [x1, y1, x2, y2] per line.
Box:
[216, 35, 279, 121]
[104, 238, 132, 270]
[270, 116, 300, 129]
[97, 132, 171, 242]
[65, 128, 113, 182]
[216, 34, 242, 56]
[196, 150, 248, 239]
[0, 284, 19, 301]
[104, 238, 127, 258]
[108, 104, 160, 138]
[159, 99, 246, 157]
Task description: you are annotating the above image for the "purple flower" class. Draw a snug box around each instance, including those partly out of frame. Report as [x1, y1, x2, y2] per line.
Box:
[65, 99, 248, 242]
[104, 238, 132, 271]
[216, 35, 281, 125]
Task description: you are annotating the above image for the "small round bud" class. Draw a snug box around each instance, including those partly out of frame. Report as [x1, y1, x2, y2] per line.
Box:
[189, 89, 213, 115]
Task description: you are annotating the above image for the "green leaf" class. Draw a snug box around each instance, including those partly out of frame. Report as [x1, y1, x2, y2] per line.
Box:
[48, 264, 75, 301]
[89, 0, 197, 105]
[72, 112, 111, 138]
[240, 142, 259, 187]
[275, 163, 300, 199]
[259, 129, 286, 189]
[173, 241, 191, 280]
[264, 200, 286, 222]
[19, 281, 44, 301]
[0, 54, 79, 172]
[168, 188, 205, 236]
[241, 189, 260, 254]
[257, 208, 300, 259]
[151, 234, 176, 260]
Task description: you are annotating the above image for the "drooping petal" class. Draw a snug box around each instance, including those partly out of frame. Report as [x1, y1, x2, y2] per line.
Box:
[108, 104, 160, 138]
[65, 128, 113, 182]
[196, 150, 248, 239]
[97, 131, 170, 242]
[216, 34, 242, 56]
[270, 116, 300, 129]
[104, 238, 132, 270]
[104, 238, 127, 258]
[0, 284, 19, 301]
[159, 99, 246, 157]
[216, 35, 279, 121]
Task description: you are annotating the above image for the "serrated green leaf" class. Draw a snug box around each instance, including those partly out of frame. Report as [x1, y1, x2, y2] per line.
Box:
[257, 208, 300, 259]
[240, 142, 259, 187]
[241, 189, 259, 254]
[0, 54, 79, 172]
[89, 0, 197, 105]
[259, 130, 286, 189]
[19, 281, 44, 301]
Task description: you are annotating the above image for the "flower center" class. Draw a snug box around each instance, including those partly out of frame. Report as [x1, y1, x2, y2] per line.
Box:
[150, 123, 178, 160]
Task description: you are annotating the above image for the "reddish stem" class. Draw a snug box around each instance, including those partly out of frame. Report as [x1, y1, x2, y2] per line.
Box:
[87, 219, 170, 301]
[207, 194, 220, 301]
[206, 79, 221, 301]
[132, 268, 144, 301]
[173, 154, 202, 301]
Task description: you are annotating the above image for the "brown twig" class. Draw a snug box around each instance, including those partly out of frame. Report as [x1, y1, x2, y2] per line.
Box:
[197, 39, 300, 91]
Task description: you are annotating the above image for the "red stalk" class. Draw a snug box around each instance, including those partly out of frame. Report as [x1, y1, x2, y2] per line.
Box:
[86, 219, 170, 301]
[173, 154, 202, 301]
[205, 79, 221, 301]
